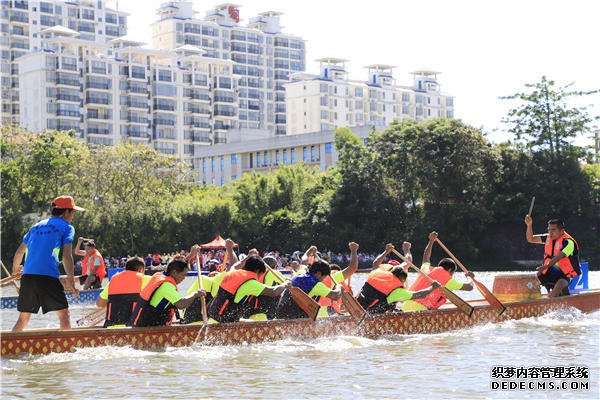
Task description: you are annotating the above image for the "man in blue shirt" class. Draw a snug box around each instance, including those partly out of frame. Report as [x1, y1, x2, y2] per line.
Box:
[12, 195, 84, 331]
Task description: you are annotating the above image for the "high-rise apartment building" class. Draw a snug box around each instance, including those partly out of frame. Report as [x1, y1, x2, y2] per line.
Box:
[151, 1, 305, 135]
[18, 26, 238, 167]
[285, 58, 454, 135]
[0, 0, 128, 125]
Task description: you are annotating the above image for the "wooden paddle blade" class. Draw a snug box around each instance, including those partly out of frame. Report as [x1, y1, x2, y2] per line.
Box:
[200, 297, 208, 323]
[290, 287, 320, 321]
[341, 290, 366, 319]
[440, 286, 474, 318]
[77, 308, 105, 327]
[473, 278, 506, 315]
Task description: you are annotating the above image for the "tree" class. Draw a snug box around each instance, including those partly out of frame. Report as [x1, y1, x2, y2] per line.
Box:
[501, 76, 599, 160]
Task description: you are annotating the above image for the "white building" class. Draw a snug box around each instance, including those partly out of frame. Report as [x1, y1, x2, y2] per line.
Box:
[195, 125, 373, 186]
[151, 1, 306, 135]
[1, 0, 128, 125]
[285, 58, 454, 135]
[17, 26, 238, 167]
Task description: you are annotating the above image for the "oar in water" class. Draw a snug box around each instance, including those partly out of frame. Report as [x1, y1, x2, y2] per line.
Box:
[266, 264, 320, 321]
[328, 274, 366, 319]
[1, 261, 20, 293]
[435, 238, 506, 316]
[76, 308, 105, 327]
[527, 196, 536, 217]
[193, 254, 209, 344]
[391, 248, 474, 317]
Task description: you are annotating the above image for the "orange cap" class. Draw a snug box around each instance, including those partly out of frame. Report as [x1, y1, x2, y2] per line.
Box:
[51, 195, 85, 211]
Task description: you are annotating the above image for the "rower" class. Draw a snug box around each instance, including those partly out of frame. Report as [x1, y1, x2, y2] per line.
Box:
[318, 242, 359, 315]
[525, 216, 581, 297]
[96, 256, 150, 328]
[207, 255, 289, 323]
[356, 265, 440, 314]
[244, 255, 281, 321]
[129, 257, 205, 327]
[275, 259, 343, 319]
[401, 232, 474, 312]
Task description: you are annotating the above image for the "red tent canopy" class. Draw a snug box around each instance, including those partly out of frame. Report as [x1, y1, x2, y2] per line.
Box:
[199, 235, 238, 249]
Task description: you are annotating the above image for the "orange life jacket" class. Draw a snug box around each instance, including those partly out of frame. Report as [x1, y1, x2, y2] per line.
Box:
[82, 249, 106, 281]
[356, 269, 404, 312]
[410, 266, 452, 310]
[104, 270, 144, 327]
[207, 269, 258, 323]
[543, 232, 580, 278]
[130, 273, 178, 327]
[318, 275, 352, 315]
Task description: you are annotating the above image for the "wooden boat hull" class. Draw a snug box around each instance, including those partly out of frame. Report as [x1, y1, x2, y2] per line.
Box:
[2, 290, 599, 356]
[0, 289, 102, 310]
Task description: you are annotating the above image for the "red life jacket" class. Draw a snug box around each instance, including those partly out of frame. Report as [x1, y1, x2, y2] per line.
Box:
[356, 269, 404, 312]
[104, 270, 144, 327]
[82, 249, 106, 281]
[410, 266, 452, 310]
[543, 232, 580, 278]
[207, 269, 258, 323]
[130, 273, 178, 327]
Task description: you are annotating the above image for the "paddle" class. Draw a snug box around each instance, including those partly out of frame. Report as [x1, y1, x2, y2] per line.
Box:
[1, 261, 20, 293]
[391, 248, 474, 317]
[266, 264, 320, 321]
[76, 308, 105, 327]
[193, 254, 209, 344]
[329, 274, 366, 319]
[435, 239, 506, 315]
[527, 196, 536, 217]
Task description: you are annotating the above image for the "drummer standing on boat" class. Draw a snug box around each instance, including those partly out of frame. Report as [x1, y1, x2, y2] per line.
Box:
[524, 216, 580, 297]
[11, 196, 82, 331]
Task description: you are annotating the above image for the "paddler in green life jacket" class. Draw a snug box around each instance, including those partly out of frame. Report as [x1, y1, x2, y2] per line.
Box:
[525, 216, 581, 297]
[181, 239, 238, 324]
[129, 257, 205, 327]
[207, 255, 289, 323]
[275, 258, 344, 319]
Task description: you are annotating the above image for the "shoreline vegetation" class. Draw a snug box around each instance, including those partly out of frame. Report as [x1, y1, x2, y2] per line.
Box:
[1, 77, 598, 271]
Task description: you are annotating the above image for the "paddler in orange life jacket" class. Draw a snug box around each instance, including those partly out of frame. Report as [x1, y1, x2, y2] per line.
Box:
[275, 259, 344, 319]
[401, 231, 474, 312]
[75, 238, 106, 290]
[181, 240, 238, 324]
[129, 257, 205, 327]
[372, 242, 412, 282]
[318, 242, 360, 316]
[356, 265, 440, 314]
[243, 254, 283, 321]
[96, 256, 150, 327]
[207, 255, 289, 323]
[525, 216, 581, 297]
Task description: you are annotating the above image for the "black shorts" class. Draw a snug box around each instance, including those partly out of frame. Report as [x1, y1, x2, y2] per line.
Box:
[538, 266, 571, 294]
[79, 274, 101, 289]
[17, 274, 69, 314]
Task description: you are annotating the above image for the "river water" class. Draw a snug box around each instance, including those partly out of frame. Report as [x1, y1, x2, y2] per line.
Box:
[1, 271, 598, 400]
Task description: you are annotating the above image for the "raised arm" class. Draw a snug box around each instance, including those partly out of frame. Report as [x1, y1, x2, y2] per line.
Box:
[341, 242, 359, 280]
[524, 215, 543, 244]
[372, 243, 394, 269]
[422, 232, 437, 265]
[301, 245, 318, 266]
[75, 237, 86, 256]
[225, 238, 238, 265]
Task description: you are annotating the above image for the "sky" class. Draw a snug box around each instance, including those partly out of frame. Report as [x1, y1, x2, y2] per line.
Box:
[113, 0, 599, 145]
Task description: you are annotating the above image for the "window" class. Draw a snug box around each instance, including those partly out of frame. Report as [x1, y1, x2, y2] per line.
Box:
[283, 149, 288, 164]
[202, 159, 206, 173]
[302, 147, 307, 162]
[231, 175, 237, 181]
[263, 151, 268, 166]
[290, 148, 295, 164]
[275, 150, 280, 165]
[220, 156, 225, 171]
[310, 146, 315, 161]
[211, 157, 215, 172]
[320, 84, 328, 93]
[231, 154, 237, 165]
[256, 152, 261, 167]
[325, 143, 333, 154]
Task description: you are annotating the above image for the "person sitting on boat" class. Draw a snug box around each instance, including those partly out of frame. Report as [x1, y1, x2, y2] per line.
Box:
[319, 242, 360, 315]
[356, 265, 440, 314]
[180, 240, 238, 324]
[241, 255, 283, 321]
[525, 216, 581, 297]
[401, 232, 474, 312]
[129, 257, 205, 327]
[207, 255, 289, 323]
[96, 256, 150, 328]
[75, 238, 106, 290]
[275, 259, 344, 319]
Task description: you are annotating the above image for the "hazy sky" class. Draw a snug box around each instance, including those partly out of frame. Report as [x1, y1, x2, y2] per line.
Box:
[113, 0, 599, 145]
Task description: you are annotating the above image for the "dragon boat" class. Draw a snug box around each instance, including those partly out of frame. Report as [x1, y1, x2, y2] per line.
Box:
[2, 272, 599, 357]
[0, 288, 102, 310]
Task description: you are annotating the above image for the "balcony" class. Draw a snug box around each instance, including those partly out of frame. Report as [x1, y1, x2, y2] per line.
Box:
[127, 116, 148, 124]
[214, 110, 236, 117]
[127, 102, 147, 109]
[214, 96, 235, 103]
[127, 85, 147, 94]
[10, 15, 28, 24]
[192, 134, 211, 144]
[13, 1, 28, 10]
[86, 81, 111, 90]
[87, 112, 112, 120]
[56, 78, 80, 87]
[153, 119, 175, 126]
[57, 94, 80, 102]
[87, 128, 111, 135]
[153, 103, 176, 111]
[86, 97, 110, 105]
[56, 110, 80, 118]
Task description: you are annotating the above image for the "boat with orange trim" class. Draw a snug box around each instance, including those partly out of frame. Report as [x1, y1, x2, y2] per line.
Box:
[2, 275, 599, 356]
